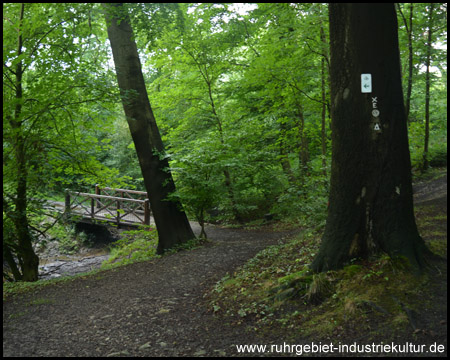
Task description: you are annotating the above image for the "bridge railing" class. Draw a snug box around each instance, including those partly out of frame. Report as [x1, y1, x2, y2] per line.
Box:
[95, 185, 148, 202]
[65, 187, 151, 226]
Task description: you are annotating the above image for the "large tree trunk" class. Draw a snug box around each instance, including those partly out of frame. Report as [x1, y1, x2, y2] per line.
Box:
[311, 4, 429, 273]
[104, 3, 195, 253]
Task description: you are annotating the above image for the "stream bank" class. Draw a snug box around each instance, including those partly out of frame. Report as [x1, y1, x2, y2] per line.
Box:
[35, 221, 204, 280]
[35, 222, 121, 280]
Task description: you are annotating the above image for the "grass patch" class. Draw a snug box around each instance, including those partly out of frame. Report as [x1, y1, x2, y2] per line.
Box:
[102, 227, 209, 270]
[3, 268, 107, 301]
[101, 228, 159, 270]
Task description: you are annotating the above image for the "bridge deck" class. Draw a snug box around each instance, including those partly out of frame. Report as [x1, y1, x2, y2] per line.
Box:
[69, 206, 152, 226]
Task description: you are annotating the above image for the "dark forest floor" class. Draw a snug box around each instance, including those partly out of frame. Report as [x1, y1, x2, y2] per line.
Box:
[3, 169, 446, 357]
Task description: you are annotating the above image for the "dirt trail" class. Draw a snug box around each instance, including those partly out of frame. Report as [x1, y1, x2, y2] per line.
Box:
[3, 225, 299, 357]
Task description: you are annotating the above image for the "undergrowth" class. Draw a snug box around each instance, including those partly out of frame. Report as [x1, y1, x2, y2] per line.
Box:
[208, 194, 447, 344]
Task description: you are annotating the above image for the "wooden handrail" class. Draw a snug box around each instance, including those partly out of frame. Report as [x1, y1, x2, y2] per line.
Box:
[70, 191, 147, 204]
[98, 186, 147, 196]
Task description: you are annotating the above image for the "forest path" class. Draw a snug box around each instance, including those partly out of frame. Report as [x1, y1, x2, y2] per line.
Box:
[3, 224, 300, 357]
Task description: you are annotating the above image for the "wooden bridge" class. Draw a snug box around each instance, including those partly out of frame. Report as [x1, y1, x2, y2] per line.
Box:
[64, 185, 152, 227]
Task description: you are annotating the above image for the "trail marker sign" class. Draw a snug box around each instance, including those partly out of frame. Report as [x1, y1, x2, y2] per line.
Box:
[361, 74, 372, 93]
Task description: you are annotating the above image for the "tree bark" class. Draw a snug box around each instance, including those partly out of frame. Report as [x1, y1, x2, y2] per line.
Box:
[311, 4, 429, 273]
[320, 22, 328, 177]
[397, 3, 414, 123]
[405, 4, 414, 123]
[104, 3, 195, 253]
[422, 3, 435, 172]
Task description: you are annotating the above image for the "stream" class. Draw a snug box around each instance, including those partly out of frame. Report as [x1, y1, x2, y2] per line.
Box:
[35, 221, 119, 281]
[38, 250, 111, 280]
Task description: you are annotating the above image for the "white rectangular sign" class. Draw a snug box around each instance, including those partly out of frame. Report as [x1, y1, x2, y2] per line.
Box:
[361, 74, 372, 93]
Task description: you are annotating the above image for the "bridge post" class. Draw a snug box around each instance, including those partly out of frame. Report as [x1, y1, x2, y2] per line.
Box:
[95, 184, 101, 209]
[91, 197, 95, 220]
[116, 200, 121, 227]
[144, 199, 151, 225]
[64, 190, 71, 221]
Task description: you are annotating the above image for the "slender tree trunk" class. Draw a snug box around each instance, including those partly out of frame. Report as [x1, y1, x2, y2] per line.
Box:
[104, 3, 195, 253]
[207, 83, 243, 223]
[311, 4, 429, 273]
[422, 3, 434, 173]
[3, 243, 22, 281]
[405, 4, 414, 123]
[279, 121, 296, 184]
[294, 99, 309, 178]
[8, 3, 39, 281]
[320, 22, 328, 177]
[197, 208, 207, 239]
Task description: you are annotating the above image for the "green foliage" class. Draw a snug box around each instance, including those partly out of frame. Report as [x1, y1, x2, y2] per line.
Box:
[3, 2, 125, 197]
[101, 116, 145, 190]
[101, 2, 445, 227]
[3, 3, 136, 280]
[144, 3, 333, 224]
[397, 3, 447, 171]
[169, 139, 222, 225]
